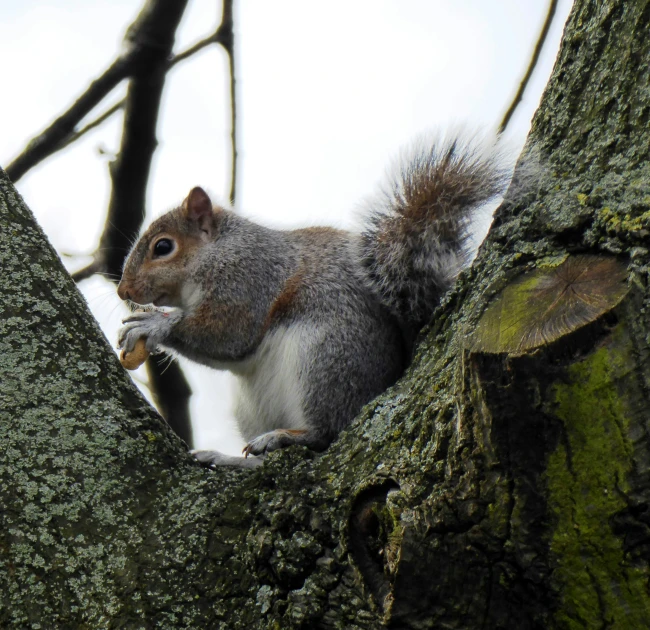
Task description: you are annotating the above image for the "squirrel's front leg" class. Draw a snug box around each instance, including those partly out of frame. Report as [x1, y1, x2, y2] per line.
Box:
[118, 310, 183, 354]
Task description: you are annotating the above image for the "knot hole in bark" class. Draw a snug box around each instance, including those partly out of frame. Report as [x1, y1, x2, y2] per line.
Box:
[347, 479, 401, 614]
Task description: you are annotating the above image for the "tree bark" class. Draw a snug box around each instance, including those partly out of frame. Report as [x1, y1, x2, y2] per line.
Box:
[2, 0, 650, 628]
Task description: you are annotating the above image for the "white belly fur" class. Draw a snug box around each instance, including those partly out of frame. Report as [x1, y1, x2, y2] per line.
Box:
[231, 324, 314, 441]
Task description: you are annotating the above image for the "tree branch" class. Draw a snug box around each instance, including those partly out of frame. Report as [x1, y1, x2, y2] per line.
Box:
[146, 358, 194, 446]
[70, 258, 103, 283]
[170, 27, 227, 67]
[5, 0, 201, 183]
[5, 60, 129, 182]
[498, 0, 559, 134]
[219, 0, 238, 202]
[48, 28, 231, 160]
[58, 101, 125, 152]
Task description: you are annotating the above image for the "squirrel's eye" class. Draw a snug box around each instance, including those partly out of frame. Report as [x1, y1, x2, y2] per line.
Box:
[153, 238, 174, 258]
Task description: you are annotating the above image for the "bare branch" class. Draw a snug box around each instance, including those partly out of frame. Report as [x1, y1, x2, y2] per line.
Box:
[6, 60, 129, 182]
[146, 359, 193, 447]
[88, 1, 191, 273]
[48, 30, 229, 157]
[5, 0, 195, 183]
[498, 0, 559, 135]
[70, 258, 103, 283]
[169, 28, 227, 67]
[58, 101, 125, 152]
[220, 0, 238, 203]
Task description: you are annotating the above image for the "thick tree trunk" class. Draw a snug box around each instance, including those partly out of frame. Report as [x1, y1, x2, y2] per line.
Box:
[2, 0, 650, 627]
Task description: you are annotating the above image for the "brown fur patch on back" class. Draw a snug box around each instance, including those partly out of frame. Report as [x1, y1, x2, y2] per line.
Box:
[265, 270, 304, 326]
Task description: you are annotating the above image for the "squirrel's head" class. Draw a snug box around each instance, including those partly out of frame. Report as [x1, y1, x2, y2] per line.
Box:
[117, 187, 220, 307]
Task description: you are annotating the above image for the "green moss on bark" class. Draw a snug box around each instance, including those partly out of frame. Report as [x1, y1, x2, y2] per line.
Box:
[546, 324, 650, 628]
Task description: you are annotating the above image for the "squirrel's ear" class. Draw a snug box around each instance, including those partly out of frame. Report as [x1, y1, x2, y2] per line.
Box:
[182, 187, 214, 234]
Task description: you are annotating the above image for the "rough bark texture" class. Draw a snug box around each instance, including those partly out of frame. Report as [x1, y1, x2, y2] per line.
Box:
[2, 0, 650, 628]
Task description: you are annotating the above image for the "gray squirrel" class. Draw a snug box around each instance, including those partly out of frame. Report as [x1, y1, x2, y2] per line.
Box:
[117, 135, 509, 468]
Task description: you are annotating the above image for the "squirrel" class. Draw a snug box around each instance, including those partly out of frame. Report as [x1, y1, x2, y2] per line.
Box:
[117, 135, 509, 469]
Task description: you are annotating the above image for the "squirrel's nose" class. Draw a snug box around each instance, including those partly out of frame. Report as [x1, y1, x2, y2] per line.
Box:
[117, 281, 130, 301]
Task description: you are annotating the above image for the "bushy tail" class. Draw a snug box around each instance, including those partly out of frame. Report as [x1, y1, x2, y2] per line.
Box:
[357, 134, 511, 328]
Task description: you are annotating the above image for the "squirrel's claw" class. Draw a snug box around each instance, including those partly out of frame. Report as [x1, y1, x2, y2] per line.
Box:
[243, 429, 307, 456]
[117, 324, 140, 353]
[117, 310, 181, 354]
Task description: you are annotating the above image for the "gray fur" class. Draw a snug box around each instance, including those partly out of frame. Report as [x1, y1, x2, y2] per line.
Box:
[118, 136, 508, 469]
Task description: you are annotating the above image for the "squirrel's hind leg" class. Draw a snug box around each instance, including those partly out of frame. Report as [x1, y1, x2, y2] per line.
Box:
[191, 449, 264, 469]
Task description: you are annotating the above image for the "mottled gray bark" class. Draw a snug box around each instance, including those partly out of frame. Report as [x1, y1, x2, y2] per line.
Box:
[2, 0, 650, 628]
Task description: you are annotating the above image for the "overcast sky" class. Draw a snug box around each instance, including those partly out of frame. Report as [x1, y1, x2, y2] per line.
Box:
[1, 0, 574, 453]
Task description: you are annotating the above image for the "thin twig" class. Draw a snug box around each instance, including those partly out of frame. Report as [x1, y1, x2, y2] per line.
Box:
[146, 358, 194, 446]
[219, 0, 238, 203]
[498, 0, 559, 134]
[6, 59, 129, 182]
[169, 28, 226, 67]
[70, 258, 103, 283]
[58, 101, 125, 151]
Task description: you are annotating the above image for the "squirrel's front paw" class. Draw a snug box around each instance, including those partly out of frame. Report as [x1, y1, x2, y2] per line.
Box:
[118, 310, 181, 354]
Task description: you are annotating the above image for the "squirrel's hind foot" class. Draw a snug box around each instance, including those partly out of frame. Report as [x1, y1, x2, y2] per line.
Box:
[242, 428, 309, 457]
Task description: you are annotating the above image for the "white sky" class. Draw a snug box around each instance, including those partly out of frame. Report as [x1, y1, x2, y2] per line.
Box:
[1, 0, 574, 453]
